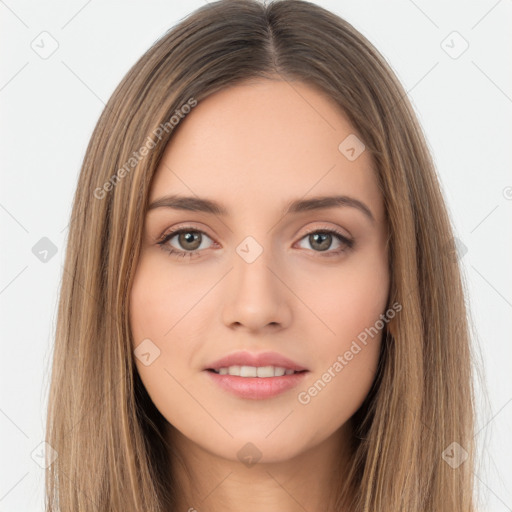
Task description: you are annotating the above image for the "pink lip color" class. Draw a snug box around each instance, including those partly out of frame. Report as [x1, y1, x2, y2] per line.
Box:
[204, 350, 308, 372]
[204, 370, 308, 400]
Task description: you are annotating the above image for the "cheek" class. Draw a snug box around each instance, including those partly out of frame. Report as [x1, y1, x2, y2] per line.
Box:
[295, 250, 389, 347]
[294, 285, 386, 440]
[129, 256, 214, 421]
[291, 251, 388, 427]
[129, 257, 181, 375]
[129, 254, 205, 345]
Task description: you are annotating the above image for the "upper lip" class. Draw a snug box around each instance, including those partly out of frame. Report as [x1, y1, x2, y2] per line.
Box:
[204, 351, 309, 372]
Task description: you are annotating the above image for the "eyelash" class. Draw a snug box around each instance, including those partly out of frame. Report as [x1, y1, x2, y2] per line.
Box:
[156, 225, 354, 260]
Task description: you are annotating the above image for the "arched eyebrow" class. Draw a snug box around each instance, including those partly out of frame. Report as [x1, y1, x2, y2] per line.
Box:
[147, 194, 375, 224]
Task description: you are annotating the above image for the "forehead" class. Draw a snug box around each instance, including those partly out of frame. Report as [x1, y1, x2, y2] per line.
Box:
[149, 80, 384, 223]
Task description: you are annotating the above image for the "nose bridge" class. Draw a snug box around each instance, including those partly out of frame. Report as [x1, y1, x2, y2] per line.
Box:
[233, 233, 279, 300]
[221, 232, 291, 330]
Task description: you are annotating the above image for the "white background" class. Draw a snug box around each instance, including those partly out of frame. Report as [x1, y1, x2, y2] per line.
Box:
[1, 0, 511, 510]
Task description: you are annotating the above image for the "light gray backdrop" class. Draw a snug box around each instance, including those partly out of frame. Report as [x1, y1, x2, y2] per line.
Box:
[1, 0, 511, 510]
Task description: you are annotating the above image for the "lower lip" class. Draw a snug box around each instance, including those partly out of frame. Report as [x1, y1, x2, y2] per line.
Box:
[204, 370, 309, 400]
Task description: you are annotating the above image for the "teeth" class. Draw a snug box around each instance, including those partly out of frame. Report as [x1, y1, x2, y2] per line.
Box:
[214, 365, 297, 377]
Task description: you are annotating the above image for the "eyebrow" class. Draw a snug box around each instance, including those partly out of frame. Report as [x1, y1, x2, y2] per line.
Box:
[147, 194, 375, 223]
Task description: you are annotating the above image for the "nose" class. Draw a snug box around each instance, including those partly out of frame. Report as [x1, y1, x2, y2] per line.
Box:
[221, 240, 292, 333]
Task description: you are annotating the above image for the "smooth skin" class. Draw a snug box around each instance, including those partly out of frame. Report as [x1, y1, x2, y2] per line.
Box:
[129, 79, 390, 511]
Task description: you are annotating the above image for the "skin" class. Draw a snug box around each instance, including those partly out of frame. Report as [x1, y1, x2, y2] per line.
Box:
[129, 79, 390, 511]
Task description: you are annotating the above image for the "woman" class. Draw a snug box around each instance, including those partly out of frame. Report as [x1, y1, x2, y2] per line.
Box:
[45, 0, 477, 510]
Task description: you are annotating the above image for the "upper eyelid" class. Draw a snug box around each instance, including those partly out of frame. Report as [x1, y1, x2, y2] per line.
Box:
[158, 225, 213, 243]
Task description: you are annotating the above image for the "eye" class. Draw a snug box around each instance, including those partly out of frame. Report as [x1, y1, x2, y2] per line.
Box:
[156, 225, 354, 261]
[157, 227, 214, 259]
[295, 227, 354, 257]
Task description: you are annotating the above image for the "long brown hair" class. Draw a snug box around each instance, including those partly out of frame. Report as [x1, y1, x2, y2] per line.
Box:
[45, 0, 478, 510]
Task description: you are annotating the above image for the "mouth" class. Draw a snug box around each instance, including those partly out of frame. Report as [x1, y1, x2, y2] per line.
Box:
[202, 351, 309, 399]
[203, 350, 309, 375]
[206, 366, 309, 378]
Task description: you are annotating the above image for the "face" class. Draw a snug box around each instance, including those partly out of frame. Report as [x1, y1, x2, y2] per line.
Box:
[129, 79, 390, 465]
